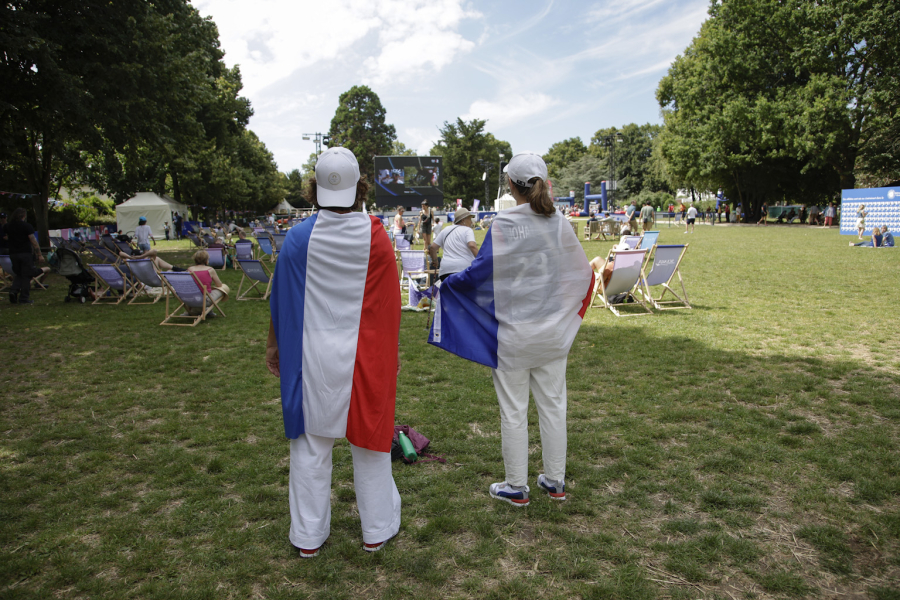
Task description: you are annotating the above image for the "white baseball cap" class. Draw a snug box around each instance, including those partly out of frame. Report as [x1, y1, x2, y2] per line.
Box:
[316, 147, 360, 208]
[504, 152, 548, 188]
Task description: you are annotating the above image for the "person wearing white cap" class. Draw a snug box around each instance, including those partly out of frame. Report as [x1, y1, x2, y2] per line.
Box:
[428, 207, 478, 281]
[266, 146, 402, 557]
[428, 152, 594, 507]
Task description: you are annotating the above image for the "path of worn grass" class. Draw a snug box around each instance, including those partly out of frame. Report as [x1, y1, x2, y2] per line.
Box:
[1, 224, 898, 599]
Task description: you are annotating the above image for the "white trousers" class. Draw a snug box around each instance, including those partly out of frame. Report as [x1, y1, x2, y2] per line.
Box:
[289, 433, 401, 549]
[492, 357, 568, 487]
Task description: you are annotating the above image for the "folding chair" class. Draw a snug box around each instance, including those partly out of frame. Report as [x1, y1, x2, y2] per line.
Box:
[186, 233, 206, 249]
[202, 234, 216, 247]
[234, 241, 254, 263]
[88, 247, 120, 265]
[159, 271, 226, 326]
[87, 263, 134, 305]
[638, 231, 659, 250]
[0, 255, 48, 291]
[255, 235, 276, 261]
[272, 233, 287, 253]
[236, 259, 273, 300]
[206, 247, 227, 270]
[395, 234, 411, 251]
[621, 235, 643, 250]
[404, 274, 435, 311]
[125, 259, 167, 305]
[640, 244, 691, 310]
[114, 239, 135, 255]
[591, 249, 653, 317]
[397, 250, 430, 288]
[584, 221, 604, 240]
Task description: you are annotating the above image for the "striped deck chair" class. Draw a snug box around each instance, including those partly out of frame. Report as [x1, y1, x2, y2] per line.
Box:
[206, 247, 227, 270]
[0, 255, 49, 291]
[255, 235, 276, 261]
[159, 271, 225, 326]
[591, 249, 653, 317]
[236, 259, 273, 300]
[87, 263, 134, 305]
[125, 259, 167, 305]
[640, 244, 691, 310]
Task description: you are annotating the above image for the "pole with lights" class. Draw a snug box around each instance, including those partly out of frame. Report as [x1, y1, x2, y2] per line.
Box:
[598, 132, 623, 209]
[302, 132, 330, 158]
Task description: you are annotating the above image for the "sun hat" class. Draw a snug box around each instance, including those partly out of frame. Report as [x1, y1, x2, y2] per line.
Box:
[503, 152, 548, 188]
[316, 147, 360, 208]
[454, 207, 474, 223]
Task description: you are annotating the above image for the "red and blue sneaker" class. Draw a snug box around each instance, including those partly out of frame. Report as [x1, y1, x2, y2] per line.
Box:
[537, 474, 566, 500]
[489, 482, 529, 507]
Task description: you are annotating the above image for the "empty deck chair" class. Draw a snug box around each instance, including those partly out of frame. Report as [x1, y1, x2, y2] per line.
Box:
[87, 263, 134, 305]
[206, 247, 227, 270]
[640, 244, 691, 310]
[638, 231, 659, 250]
[125, 259, 167, 305]
[255, 234, 277, 261]
[397, 250, 429, 287]
[236, 259, 273, 300]
[591, 249, 653, 317]
[159, 271, 225, 326]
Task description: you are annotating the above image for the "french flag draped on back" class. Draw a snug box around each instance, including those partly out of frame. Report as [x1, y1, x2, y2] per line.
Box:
[271, 211, 400, 452]
[429, 203, 594, 371]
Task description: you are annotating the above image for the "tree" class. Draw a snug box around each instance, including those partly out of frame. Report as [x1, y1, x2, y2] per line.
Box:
[589, 124, 670, 200]
[391, 141, 417, 156]
[542, 137, 587, 182]
[0, 0, 228, 243]
[656, 0, 900, 220]
[328, 85, 396, 188]
[554, 155, 607, 203]
[429, 118, 512, 204]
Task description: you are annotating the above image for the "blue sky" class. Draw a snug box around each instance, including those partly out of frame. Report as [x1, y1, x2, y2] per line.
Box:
[194, 0, 710, 173]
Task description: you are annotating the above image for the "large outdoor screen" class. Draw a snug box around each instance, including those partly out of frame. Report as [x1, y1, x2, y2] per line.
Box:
[374, 156, 443, 204]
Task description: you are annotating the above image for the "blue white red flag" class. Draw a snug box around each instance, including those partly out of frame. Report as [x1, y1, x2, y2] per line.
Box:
[429, 204, 594, 371]
[271, 211, 400, 452]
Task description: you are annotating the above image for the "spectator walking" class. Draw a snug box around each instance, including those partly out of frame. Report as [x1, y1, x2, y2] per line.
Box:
[685, 204, 698, 233]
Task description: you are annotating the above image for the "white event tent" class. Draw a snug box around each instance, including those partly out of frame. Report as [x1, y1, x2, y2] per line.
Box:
[115, 192, 189, 238]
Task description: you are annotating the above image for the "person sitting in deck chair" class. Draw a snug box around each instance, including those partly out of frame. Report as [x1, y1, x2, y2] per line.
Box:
[186, 250, 229, 316]
[118, 248, 188, 271]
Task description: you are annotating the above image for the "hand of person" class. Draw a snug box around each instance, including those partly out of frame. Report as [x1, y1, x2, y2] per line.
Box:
[266, 345, 280, 377]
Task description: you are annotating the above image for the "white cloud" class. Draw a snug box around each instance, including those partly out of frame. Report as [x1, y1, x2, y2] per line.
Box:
[401, 127, 442, 155]
[196, 0, 479, 94]
[462, 93, 561, 130]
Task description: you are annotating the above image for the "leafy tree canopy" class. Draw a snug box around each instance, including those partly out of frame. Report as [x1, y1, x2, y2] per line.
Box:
[429, 118, 512, 206]
[543, 137, 587, 182]
[328, 85, 396, 187]
[657, 0, 899, 219]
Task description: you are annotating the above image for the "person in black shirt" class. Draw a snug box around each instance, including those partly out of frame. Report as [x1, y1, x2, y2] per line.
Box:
[6, 207, 46, 305]
[0, 212, 8, 255]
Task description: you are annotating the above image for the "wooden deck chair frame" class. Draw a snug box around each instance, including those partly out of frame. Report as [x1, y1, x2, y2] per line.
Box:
[125, 259, 167, 305]
[590, 249, 653, 317]
[639, 243, 692, 310]
[0, 254, 49, 292]
[236, 259, 273, 300]
[583, 220, 605, 240]
[159, 271, 227, 326]
[87, 263, 135, 305]
[255, 234, 277, 262]
[397, 249, 430, 288]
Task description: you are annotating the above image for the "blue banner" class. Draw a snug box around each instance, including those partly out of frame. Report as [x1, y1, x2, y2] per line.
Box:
[841, 187, 900, 236]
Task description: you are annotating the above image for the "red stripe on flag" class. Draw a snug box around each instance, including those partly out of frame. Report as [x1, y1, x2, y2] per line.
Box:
[346, 217, 401, 452]
[578, 271, 595, 319]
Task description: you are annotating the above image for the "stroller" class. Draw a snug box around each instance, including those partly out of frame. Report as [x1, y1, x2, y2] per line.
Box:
[56, 247, 95, 303]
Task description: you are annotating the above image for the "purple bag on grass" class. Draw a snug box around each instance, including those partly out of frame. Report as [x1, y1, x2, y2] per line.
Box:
[391, 425, 443, 463]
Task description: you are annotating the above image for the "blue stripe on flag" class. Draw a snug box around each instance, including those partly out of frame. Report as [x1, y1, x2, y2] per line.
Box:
[271, 213, 318, 438]
[428, 229, 499, 368]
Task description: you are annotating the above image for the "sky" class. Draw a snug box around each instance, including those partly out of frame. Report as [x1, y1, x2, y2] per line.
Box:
[193, 0, 710, 174]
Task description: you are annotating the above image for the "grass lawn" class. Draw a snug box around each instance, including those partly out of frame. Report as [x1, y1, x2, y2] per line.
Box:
[2, 223, 899, 599]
